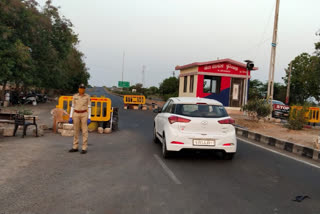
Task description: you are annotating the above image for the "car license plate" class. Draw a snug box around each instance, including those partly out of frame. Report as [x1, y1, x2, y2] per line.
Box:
[193, 139, 215, 146]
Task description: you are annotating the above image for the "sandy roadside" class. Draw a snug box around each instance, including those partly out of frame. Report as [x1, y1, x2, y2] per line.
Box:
[1, 101, 57, 129]
[228, 110, 319, 149]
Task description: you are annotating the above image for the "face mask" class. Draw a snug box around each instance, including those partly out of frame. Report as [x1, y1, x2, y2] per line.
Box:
[79, 88, 85, 95]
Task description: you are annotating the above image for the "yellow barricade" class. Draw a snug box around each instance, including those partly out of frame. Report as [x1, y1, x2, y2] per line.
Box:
[308, 107, 320, 123]
[123, 95, 146, 105]
[290, 106, 320, 123]
[56, 96, 112, 122]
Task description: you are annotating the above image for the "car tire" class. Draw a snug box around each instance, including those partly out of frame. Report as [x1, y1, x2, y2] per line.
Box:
[224, 152, 235, 160]
[153, 126, 159, 144]
[162, 137, 171, 159]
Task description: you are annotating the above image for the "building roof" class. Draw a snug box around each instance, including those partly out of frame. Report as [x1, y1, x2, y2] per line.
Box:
[170, 97, 223, 106]
[175, 58, 259, 71]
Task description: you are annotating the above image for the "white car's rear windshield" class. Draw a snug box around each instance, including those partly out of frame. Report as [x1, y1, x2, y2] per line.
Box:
[175, 104, 228, 118]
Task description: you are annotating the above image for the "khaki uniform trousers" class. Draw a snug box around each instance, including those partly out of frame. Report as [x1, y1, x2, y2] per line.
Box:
[73, 112, 89, 151]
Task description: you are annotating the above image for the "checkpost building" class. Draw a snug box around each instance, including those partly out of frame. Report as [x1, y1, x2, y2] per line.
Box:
[175, 58, 258, 107]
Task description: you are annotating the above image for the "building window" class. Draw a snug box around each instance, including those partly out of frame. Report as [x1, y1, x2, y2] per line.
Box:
[203, 76, 221, 93]
[183, 76, 188, 93]
[189, 75, 194, 93]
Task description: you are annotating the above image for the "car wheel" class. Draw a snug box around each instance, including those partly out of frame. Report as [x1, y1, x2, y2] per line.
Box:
[153, 126, 159, 144]
[224, 152, 235, 160]
[162, 137, 171, 159]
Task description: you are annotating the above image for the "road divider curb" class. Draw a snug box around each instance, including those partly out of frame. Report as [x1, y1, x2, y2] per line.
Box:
[235, 127, 320, 162]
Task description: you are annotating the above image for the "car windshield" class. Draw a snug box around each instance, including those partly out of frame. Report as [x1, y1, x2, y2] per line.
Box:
[272, 100, 285, 105]
[175, 104, 228, 118]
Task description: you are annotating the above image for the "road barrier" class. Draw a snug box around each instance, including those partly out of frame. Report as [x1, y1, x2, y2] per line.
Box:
[56, 96, 113, 122]
[123, 95, 146, 105]
[290, 106, 320, 124]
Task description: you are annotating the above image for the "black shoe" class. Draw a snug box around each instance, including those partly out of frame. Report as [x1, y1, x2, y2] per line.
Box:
[80, 150, 87, 154]
[69, 148, 79, 153]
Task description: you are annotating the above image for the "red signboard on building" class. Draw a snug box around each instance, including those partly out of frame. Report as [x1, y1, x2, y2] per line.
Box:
[198, 63, 251, 76]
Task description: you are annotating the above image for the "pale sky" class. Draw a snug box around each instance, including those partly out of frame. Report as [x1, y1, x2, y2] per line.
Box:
[37, 0, 320, 88]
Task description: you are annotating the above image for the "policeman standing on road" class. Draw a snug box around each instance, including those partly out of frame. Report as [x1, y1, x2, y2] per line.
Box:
[68, 84, 91, 154]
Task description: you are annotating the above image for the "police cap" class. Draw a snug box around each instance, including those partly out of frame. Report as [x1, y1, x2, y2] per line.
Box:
[79, 84, 86, 89]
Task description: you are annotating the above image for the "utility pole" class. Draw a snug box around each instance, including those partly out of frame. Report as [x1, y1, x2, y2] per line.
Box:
[285, 62, 292, 105]
[122, 51, 125, 84]
[267, 0, 280, 113]
[142, 65, 146, 87]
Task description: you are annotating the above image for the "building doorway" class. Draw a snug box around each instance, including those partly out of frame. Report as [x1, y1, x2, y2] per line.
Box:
[229, 78, 243, 107]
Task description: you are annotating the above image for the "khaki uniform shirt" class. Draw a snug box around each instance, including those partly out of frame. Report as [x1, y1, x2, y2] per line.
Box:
[72, 93, 91, 111]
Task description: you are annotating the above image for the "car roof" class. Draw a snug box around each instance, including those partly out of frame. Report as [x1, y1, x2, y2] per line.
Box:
[169, 97, 223, 106]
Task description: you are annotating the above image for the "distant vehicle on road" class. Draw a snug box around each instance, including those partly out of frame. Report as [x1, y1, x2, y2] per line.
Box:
[153, 97, 236, 159]
[272, 100, 290, 118]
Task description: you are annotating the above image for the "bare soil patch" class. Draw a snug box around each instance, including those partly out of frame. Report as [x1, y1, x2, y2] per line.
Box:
[228, 109, 319, 149]
[1, 102, 56, 128]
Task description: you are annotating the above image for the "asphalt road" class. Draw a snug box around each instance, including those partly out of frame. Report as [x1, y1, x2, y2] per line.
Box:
[0, 87, 320, 214]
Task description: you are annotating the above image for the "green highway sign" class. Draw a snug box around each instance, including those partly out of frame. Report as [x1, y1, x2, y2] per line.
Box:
[118, 81, 130, 88]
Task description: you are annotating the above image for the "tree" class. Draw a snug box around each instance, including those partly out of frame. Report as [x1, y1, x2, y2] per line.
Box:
[311, 35, 320, 102]
[282, 33, 320, 104]
[248, 79, 265, 99]
[0, 0, 90, 99]
[248, 79, 286, 102]
[62, 48, 90, 92]
[148, 86, 159, 95]
[159, 77, 179, 101]
[0, 1, 34, 97]
[129, 83, 143, 93]
[273, 82, 286, 102]
[159, 77, 179, 95]
[315, 30, 320, 57]
[283, 53, 320, 104]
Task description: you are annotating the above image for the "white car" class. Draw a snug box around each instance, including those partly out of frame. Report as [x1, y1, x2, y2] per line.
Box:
[153, 97, 237, 159]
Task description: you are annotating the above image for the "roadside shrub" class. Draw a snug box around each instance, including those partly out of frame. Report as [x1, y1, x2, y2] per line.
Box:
[285, 106, 308, 130]
[16, 108, 33, 115]
[242, 99, 271, 120]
